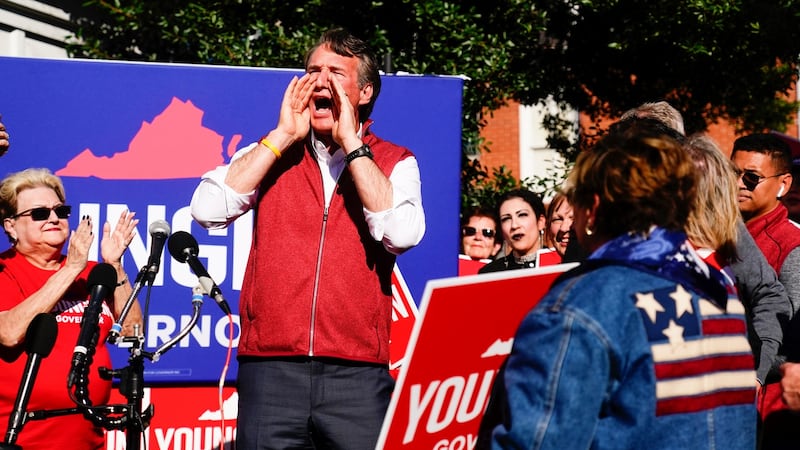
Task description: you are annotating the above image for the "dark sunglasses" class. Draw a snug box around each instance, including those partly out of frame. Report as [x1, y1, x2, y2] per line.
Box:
[462, 226, 495, 239]
[736, 169, 785, 192]
[12, 205, 72, 221]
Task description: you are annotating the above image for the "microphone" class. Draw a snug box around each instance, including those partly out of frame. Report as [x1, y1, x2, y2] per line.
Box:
[168, 231, 232, 315]
[5, 313, 58, 445]
[106, 220, 169, 343]
[67, 263, 117, 388]
[146, 219, 171, 277]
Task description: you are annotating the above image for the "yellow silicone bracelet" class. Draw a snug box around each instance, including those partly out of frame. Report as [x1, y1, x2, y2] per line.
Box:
[259, 137, 281, 159]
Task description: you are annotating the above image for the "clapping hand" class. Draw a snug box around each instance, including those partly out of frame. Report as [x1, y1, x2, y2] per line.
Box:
[101, 210, 139, 265]
[0, 116, 9, 156]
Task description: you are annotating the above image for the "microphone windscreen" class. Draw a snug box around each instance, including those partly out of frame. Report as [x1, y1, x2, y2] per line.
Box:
[25, 313, 58, 357]
[167, 231, 198, 263]
[88, 263, 118, 291]
[149, 219, 171, 236]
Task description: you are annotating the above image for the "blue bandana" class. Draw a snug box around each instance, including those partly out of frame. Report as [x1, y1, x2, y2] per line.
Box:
[588, 227, 729, 308]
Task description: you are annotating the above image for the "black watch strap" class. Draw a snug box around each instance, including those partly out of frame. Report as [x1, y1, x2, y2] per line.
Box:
[345, 144, 373, 164]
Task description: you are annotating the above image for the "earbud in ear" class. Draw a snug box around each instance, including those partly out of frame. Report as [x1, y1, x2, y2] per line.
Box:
[778, 185, 785, 198]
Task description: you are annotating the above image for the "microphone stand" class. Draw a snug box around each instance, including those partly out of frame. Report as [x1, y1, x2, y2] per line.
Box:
[98, 287, 203, 448]
[91, 262, 152, 449]
[69, 318, 152, 450]
[108, 265, 150, 345]
[27, 262, 204, 450]
[149, 287, 205, 362]
[96, 330, 151, 450]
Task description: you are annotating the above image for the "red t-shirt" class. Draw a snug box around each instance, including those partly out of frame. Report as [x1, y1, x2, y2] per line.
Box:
[0, 249, 114, 450]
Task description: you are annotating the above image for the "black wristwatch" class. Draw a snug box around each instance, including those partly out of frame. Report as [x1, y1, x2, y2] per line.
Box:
[344, 143, 373, 165]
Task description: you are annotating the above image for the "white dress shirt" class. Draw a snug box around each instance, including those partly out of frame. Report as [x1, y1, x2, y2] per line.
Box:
[190, 133, 425, 255]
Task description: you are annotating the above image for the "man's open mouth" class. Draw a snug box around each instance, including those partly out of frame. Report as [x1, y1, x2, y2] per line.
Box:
[315, 97, 332, 111]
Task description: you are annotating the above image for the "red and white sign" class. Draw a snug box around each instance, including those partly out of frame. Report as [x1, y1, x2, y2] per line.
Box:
[104, 385, 237, 450]
[391, 266, 420, 378]
[377, 263, 576, 450]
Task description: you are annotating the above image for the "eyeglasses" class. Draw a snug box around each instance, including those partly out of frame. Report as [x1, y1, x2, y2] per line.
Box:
[462, 226, 495, 239]
[12, 205, 72, 221]
[735, 169, 786, 192]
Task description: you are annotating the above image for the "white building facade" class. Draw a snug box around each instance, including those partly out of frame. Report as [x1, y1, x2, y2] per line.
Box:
[0, 0, 71, 58]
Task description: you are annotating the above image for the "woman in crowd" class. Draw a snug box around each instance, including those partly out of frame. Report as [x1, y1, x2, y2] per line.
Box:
[0, 168, 141, 450]
[478, 189, 548, 273]
[478, 119, 756, 449]
[544, 192, 573, 262]
[459, 206, 501, 275]
[683, 133, 740, 268]
[683, 134, 782, 379]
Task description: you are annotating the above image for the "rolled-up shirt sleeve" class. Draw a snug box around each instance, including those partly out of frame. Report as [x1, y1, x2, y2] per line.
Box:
[190, 143, 259, 230]
[364, 156, 426, 255]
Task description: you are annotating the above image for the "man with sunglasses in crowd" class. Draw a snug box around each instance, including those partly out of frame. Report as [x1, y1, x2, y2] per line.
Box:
[732, 133, 800, 449]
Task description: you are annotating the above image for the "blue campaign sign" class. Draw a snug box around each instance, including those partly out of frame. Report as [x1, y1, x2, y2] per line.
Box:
[1, 56, 463, 383]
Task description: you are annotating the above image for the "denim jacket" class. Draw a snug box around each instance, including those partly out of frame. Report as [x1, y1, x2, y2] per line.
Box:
[482, 229, 757, 449]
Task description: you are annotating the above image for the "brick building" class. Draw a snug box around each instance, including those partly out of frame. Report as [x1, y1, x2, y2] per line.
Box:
[479, 88, 800, 187]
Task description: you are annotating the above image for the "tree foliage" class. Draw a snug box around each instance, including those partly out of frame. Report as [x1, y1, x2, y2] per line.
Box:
[525, 0, 800, 136]
[66, 0, 800, 213]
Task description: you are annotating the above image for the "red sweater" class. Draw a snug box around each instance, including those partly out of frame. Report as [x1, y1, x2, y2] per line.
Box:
[746, 204, 800, 273]
[237, 130, 413, 364]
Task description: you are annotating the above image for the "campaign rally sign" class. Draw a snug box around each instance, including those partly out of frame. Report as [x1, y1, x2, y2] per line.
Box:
[104, 386, 238, 449]
[378, 263, 577, 450]
[1, 56, 462, 385]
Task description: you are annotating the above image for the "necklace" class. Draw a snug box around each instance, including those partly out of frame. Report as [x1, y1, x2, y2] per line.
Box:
[514, 253, 537, 264]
